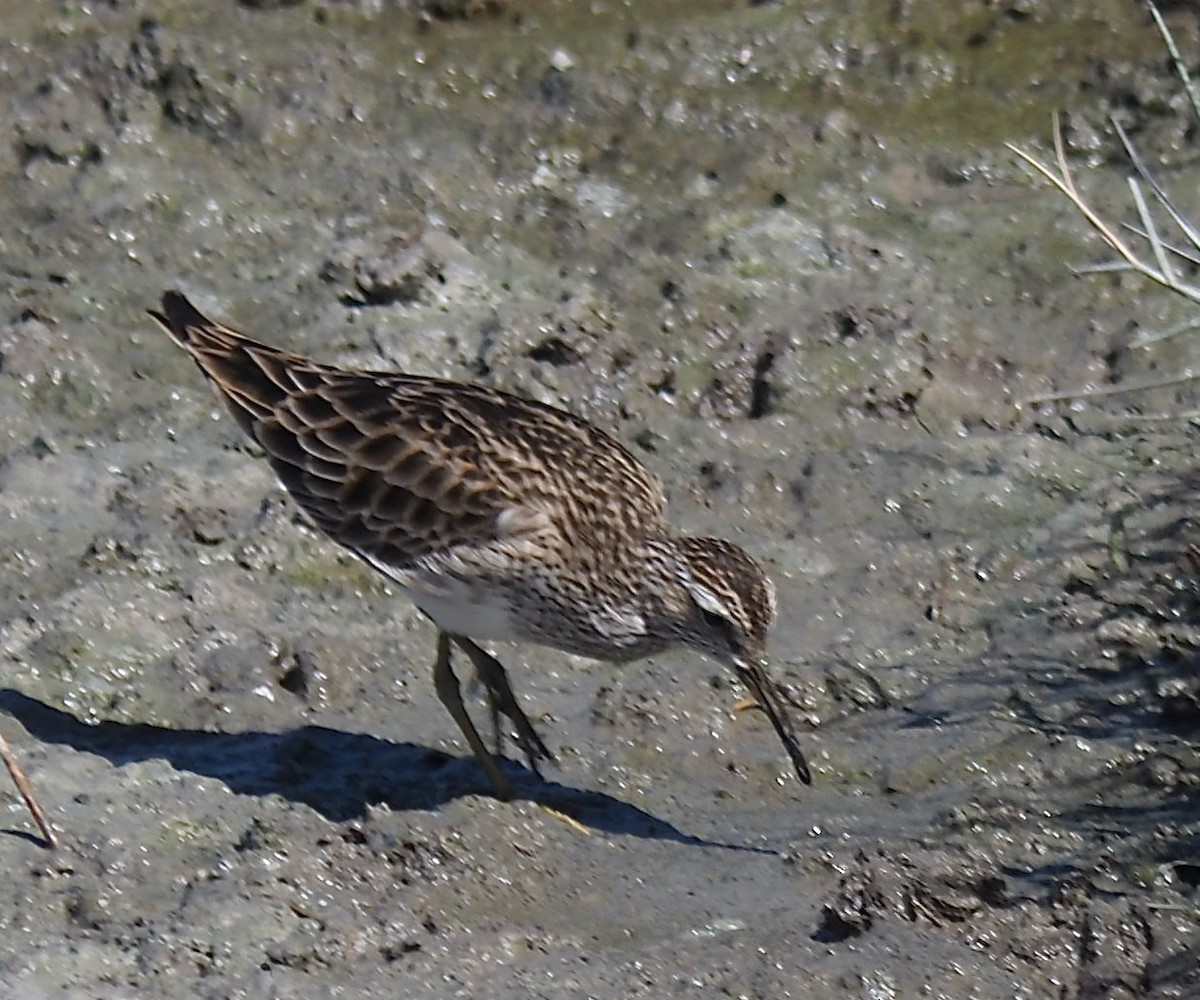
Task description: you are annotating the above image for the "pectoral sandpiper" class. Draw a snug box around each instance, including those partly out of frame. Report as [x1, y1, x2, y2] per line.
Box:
[150, 290, 810, 799]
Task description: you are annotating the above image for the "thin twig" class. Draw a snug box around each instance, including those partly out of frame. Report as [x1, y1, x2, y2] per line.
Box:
[1006, 134, 1173, 293]
[1113, 119, 1200, 253]
[1115, 225, 1200, 269]
[1130, 176, 1175, 285]
[1007, 124, 1200, 304]
[1021, 368, 1200, 405]
[1148, 0, 1200, 127]
[0, 728, 57, 849]
[1131, 313, 1200, 348]
[1007, 3, 1200, 405]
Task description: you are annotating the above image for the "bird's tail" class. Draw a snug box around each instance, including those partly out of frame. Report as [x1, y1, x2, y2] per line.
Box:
[147, 290, 312, 431]
[147, 290, 221, 351]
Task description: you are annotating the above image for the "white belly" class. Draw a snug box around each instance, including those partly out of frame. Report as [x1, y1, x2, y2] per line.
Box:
[357, 551, 520, 640]
[405, 579, 519, 640]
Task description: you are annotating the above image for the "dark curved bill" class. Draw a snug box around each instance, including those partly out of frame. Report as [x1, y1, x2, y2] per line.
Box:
[734, 658, 812, 785]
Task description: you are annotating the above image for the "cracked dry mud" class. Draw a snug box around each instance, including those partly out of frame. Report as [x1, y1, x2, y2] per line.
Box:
[0, 1, 1198, 997]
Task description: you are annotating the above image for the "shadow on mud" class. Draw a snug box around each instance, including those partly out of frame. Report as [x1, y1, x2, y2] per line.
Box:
[0, 688, 771, 853]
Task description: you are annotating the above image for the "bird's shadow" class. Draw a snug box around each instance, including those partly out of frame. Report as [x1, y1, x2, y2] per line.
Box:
[0, 689, 770, 853]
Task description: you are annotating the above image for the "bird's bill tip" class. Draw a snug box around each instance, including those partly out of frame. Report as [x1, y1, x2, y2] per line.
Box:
[731, 656, 812, 786]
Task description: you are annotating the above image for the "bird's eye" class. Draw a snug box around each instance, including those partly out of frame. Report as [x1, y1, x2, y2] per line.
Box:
[700, 607, 742, 654]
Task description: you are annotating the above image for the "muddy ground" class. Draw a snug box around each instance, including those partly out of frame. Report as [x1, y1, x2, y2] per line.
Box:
[0, 0, 1198, 996]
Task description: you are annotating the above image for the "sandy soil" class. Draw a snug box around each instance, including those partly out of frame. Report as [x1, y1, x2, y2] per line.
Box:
[0, 1, 1198, 996]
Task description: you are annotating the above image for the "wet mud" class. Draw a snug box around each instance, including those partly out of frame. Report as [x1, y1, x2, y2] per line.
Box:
[0, 1, 1198, 996]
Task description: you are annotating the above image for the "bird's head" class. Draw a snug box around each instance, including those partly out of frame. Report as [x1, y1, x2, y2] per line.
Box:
[664, 534, 810, 784]
[671, 535, 776, 666]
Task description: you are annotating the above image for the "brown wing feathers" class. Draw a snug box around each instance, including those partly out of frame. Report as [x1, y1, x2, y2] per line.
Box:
[148, 291, 312, 432]
[148, 291, 507, 564]
[149, 290, 669, 570]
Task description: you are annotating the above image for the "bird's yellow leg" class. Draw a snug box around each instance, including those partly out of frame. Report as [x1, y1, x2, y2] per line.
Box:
[451, 635, 553, 769]
[432, 631, 513, 800]
[434, 635, 591, 834]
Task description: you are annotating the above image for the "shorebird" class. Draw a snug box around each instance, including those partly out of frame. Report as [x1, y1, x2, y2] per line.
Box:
[150, 290, 810, 799]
